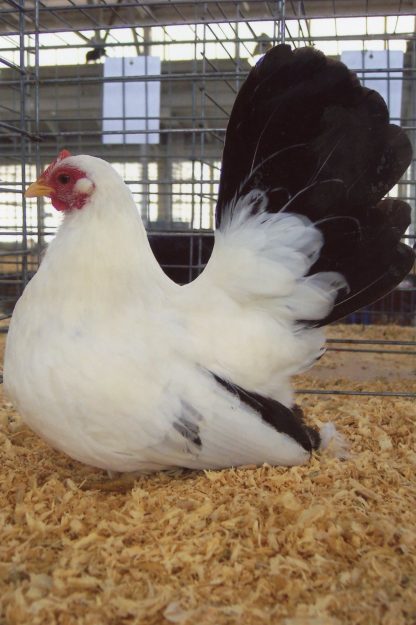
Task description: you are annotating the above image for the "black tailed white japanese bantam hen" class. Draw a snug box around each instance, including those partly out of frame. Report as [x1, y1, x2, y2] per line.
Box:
[4, 45, 414, 473]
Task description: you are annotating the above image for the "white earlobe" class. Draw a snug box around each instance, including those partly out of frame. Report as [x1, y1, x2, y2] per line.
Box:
[74, 178, 94, 194]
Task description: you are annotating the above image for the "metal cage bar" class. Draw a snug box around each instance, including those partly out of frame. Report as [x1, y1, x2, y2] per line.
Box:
[0, 0, 414, 396]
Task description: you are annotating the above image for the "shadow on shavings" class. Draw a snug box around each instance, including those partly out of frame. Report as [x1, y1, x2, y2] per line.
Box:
[0, 325, 415, 625]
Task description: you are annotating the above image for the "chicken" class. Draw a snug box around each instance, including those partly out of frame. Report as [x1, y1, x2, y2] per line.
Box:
[4, 45, 414, 473]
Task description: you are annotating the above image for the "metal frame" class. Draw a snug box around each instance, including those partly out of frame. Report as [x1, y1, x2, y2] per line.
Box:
[0, 0, 414, 396]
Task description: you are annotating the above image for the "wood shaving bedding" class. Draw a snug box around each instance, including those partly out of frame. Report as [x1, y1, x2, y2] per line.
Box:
[0, 325, 415, 625]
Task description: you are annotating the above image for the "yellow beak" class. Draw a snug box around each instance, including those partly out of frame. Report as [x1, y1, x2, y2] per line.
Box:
[25, 180, 54, 198]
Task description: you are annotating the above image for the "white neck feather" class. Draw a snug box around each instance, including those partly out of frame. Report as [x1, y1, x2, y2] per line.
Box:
[32, 164, 172, 317]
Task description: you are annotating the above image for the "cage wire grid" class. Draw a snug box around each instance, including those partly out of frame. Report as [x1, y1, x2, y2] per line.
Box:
[0, 0, 415, 399]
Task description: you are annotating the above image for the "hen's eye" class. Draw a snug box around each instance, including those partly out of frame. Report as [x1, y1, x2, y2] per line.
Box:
[57, 174, 71, 185]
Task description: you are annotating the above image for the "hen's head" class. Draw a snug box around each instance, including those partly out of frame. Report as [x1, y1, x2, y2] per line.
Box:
[25, 150, 99, 212]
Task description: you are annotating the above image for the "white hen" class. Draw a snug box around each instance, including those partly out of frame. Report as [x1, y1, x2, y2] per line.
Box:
[4, 45, 414, 472]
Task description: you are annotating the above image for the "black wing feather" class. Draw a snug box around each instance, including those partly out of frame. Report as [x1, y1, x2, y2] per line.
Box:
[213, 374, 320, 453]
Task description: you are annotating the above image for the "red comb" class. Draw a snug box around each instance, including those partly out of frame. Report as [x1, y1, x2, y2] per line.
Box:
[58, 149, 72, 160]
[41, 149, 72, 179]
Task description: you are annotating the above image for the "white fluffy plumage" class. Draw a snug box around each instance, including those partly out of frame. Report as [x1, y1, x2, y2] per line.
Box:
[4, 155, 339, 472]
[5, 44, 413, 472]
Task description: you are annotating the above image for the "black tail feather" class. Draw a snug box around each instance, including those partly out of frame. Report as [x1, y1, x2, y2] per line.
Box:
[216, 44, 414, 324]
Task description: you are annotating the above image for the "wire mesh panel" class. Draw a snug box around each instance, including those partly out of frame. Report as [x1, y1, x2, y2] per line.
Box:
[0, 2, 414, 343]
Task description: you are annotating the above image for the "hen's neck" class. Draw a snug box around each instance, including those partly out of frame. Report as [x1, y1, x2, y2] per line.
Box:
[34, 185, 172, 314]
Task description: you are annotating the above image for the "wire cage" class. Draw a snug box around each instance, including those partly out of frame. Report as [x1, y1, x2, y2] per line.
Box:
[0, 0, 415, 330]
